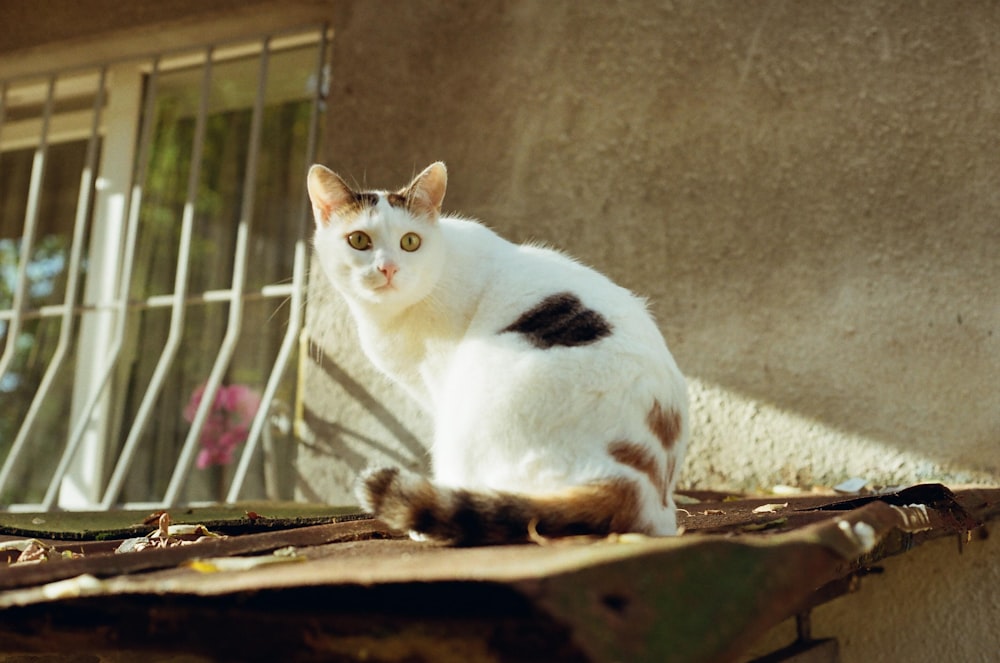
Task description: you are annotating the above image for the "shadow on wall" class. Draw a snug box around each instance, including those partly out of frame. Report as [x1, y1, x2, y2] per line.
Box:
[302, 344, 429, 475]
[300, 409, 420, 475]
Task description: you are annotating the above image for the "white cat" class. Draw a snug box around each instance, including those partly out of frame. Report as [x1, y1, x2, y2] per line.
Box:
[308, 162, 689, 545]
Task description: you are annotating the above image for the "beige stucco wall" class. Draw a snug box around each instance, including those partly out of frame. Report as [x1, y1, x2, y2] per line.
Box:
[741, 526, 1000, 662]
[302, 1, 999, 502]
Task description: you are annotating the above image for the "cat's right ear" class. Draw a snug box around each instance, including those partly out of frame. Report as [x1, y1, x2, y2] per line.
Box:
[307, 165, 355, 227]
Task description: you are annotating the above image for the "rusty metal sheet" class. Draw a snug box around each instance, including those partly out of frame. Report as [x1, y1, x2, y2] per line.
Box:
[0, 484, 995, 662]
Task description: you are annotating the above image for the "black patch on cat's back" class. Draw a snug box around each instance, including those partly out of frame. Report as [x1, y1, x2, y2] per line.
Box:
[501, 292, 613, 349]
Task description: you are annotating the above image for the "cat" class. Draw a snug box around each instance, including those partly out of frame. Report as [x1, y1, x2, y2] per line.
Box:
[308, 162, 689, 545]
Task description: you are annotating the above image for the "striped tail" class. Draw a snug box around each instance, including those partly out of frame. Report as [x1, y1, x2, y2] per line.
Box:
[356, 467, 648, 546]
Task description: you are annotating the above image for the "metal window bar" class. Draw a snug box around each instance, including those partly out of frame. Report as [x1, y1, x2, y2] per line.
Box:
[0, 76, 55, 381]
[0, 76, 58, 492]
[158, 40, 271, 507]
[98, 50, 213, 509]
[0, 26, 327, 512]
[41, 58, 161, 511]
[228, 32, 327, 503]
[0, 69, 106, 502]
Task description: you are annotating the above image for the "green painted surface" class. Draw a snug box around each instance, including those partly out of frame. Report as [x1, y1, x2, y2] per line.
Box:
[528, 536, 844, 663]
[0, 502, 362, 540]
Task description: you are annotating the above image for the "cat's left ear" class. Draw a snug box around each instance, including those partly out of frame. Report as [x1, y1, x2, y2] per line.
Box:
[307, 164, 355, 227]
[403, 162, 447, 220]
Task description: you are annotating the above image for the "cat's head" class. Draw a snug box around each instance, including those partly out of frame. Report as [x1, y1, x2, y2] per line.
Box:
[308, 162, 447, 313]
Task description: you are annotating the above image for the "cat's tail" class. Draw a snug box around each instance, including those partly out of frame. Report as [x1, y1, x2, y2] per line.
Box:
[356, 467, 653, 545]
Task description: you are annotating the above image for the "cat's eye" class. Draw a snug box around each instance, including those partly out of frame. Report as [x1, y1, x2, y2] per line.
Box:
[400, 232, 422, 252]
[346, 231, 372, 251]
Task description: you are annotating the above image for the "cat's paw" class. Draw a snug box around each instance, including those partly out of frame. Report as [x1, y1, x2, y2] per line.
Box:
[355, 466, 400, 515]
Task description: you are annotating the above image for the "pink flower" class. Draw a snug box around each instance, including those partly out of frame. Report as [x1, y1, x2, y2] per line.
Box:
[184, 383, 261, 469]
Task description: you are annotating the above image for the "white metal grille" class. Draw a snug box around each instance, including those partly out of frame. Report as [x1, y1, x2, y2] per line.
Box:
[0, 26, 327, 512]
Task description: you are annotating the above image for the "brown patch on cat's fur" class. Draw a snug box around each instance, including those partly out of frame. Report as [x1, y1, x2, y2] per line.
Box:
[318, 191, 379, 221]
[530, 479, 644, 539]
[358, 467, 399, 514]
[386, 192, 407, 208]
[359, 467, 439, 533]
[360, 468, 645, 546]
[352, 192, 380, 209]
[608, 440, 666, 505]
[647, 399, 682, 452]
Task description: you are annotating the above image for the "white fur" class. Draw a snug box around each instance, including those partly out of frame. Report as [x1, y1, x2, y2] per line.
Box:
[310, 163, 689, 535]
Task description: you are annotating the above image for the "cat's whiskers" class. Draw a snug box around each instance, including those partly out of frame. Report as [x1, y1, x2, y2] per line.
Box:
[266, 294, 294, 324]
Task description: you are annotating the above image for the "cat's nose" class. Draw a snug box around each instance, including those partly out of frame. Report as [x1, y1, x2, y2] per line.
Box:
[379, 263, 398, 282]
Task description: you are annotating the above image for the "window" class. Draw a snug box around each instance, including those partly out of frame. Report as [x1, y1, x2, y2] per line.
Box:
[0, 27, 327, 511]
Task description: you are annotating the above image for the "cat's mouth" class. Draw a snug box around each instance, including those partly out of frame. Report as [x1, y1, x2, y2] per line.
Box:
[362, 271, 396, 292]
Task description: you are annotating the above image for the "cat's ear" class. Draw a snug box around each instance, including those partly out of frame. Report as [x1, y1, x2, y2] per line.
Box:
[403, 162, 447, 219]
[307, 164, 355, 227]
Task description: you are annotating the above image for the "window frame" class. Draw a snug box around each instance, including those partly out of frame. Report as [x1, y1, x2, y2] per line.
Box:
[0, 26, 328, 512]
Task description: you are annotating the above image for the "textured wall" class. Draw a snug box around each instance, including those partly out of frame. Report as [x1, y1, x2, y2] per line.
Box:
[302, 0, 999, 501]
[742, 528, 1000, 661]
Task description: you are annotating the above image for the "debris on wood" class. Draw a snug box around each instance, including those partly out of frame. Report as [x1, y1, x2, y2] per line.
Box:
[115, 512, 223, 554]
[752, 503, 789, 514]
[1, 539, 83, 565]
[140, 511, 167, 528]
[186, 548, 306, 573]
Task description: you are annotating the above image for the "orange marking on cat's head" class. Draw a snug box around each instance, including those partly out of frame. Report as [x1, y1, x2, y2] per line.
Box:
[307, 164, 358, 226]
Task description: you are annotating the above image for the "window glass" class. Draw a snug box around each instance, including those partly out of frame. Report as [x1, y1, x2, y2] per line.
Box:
[117, 44, 318, 503]
[0, 139, 92, 503]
